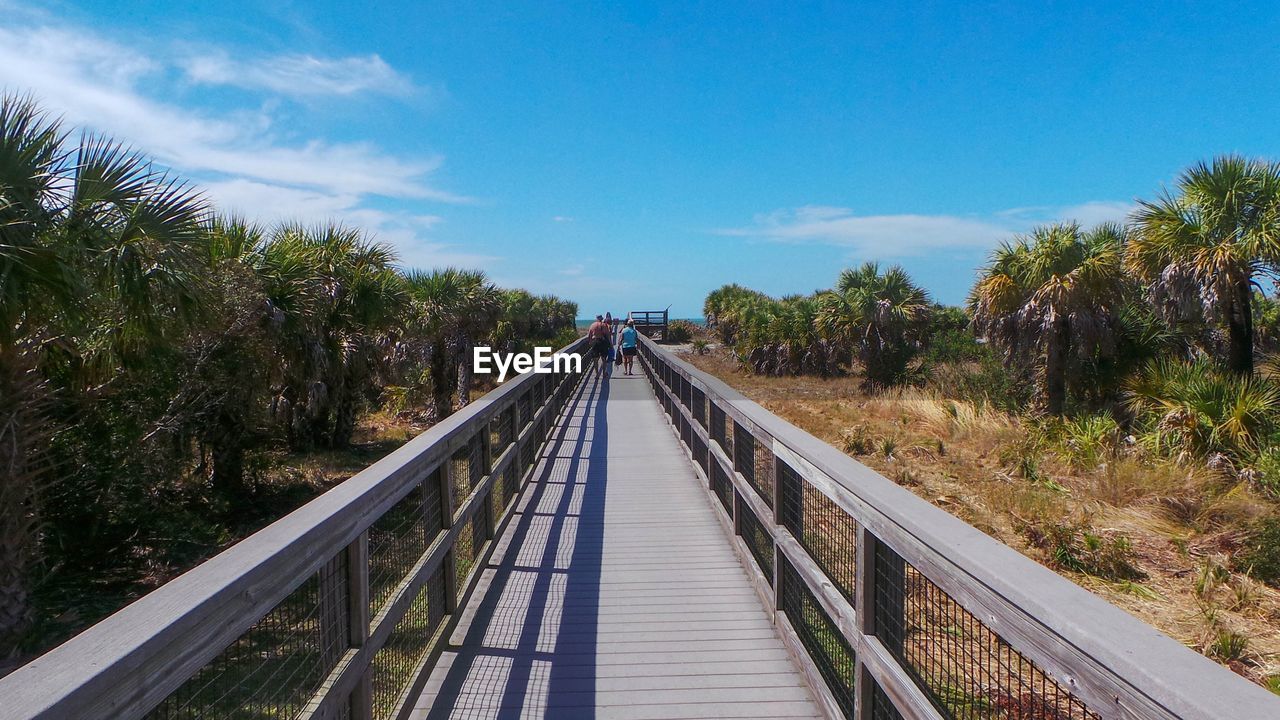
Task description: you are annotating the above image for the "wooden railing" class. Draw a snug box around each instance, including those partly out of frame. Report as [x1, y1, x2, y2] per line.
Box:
[0, 338, 588, 720]
[637, 334, 1280, 720]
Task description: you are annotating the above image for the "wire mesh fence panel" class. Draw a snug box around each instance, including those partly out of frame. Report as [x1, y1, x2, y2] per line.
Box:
[736, 493, 774, 585]
[873, 543, 1099, 720]
[517, 390, 532, 432]
[422, 467, 443, 536]
[711, 460, 734, 516]
[145, 553, 349, 720]
[691, 386, 706, 428]
[503, 458, 520, 501]
[777, 461, 856, 602]
[735, 422, 774, 508]
[691, 431, 709, 476]
[754, 435, 775, 508]
[710, 403, 727, 452]
[449, 434, 483, 519]
[368, 483, 428, 619]
[370, 566, 448, 720]
[489, 406, 515, 461]
[490, 476, 510, 529]
[471, 503, 488, 559]
[521, 431, 537, 473]
[778, 555, 856, 719]
[452, 520, 476, 599]
[869, 678, 905, 720]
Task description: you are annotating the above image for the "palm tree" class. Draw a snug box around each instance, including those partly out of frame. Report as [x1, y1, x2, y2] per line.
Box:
[403, 268, 499, 420]
[818, 262, 931, 388]
[258, 224, 405, 448]
[450, 271, 501, 408]
[1128, 155, 1280, 375]
[0, 94, 209, 655]
[969, 223, 1128, 415]
[704, 284, 772, 345]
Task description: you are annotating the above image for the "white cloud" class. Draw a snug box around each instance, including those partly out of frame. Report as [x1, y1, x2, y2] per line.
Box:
[997, 201, 1136, 228]
[0, 25, 460, 201]
[718, 201, 1138, 256]
[0, 16, 480, 273]
[559, 263, 586, 276]
[181, 52, 413, 97]
[717, 205, 1006, 255]
[552, 215, 575, 223]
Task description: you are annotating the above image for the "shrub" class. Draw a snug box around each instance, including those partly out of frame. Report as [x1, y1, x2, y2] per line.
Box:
[1247, 447, 1280, 498]
[920, 327, 984, 366]
[841, 424, 873, 455]
[1233, 517, 1280, 587]
[1024, 521, 1145, 581]
[691, 338, 709, 355]
[1126, 358, 1280, 462]
[924, 346, 1033, 415]
[1060, 414, 1121, 469]
[665, 319, 697, 343]
[1208, 629, 1250, 662]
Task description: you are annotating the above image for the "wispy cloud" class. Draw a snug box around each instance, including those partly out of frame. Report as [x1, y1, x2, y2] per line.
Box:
[552, 215, 575, 223]
[0, 16, 479, 270]
[180, 51, 414, 97]
[716, 201, 1137, 255]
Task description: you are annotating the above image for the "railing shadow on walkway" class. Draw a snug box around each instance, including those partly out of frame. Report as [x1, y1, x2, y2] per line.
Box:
[424, 371, 610, 719]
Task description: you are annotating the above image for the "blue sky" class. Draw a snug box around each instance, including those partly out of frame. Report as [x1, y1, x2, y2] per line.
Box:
[7, 2, 1280, 316]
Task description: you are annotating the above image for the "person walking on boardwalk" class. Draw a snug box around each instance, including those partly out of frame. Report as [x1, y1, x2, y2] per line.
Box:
[587, 314, 612, 377]
[618, 319, 639, 375]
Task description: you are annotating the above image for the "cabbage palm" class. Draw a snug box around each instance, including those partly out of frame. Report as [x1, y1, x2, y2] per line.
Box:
[818, 262, 930, 388]
[0, 93, 208, 655]
[1126, 357, 1280, 461]
[450, 271, 501, 408]
[404, 268, 499, 420]
[704, 284, 772, 344]
[258, 224, 405, 448]
[1128, 155, 1280, 374]
[969, 223, 1128, 415]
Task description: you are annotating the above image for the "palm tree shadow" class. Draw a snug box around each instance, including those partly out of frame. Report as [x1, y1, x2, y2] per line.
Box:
[425, 372, 608, 719]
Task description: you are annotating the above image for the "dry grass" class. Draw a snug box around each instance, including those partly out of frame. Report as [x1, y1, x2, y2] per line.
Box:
[681, 347, 1280, 687]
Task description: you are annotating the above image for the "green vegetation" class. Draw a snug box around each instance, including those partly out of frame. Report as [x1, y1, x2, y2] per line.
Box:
[664, 318, 697, 343]
[705, 156, 1280, 488]
[697, 153, 1280, 683]
[0, 95, 576, 660]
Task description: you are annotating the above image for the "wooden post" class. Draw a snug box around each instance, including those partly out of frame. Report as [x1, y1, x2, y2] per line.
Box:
[512, 400, 525, 478]
[480, 431, 496, 540]
[440, 459, 458, 614]
[856, 524, 905, 719]
[346, 533, 373, 720]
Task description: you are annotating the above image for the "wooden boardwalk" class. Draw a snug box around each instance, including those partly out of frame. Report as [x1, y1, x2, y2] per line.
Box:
[411, 369, 822, 719]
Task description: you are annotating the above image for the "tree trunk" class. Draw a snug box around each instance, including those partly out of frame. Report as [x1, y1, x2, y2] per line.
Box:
[330, 395, 356, 447]
[210, 419, 246, 507]
[0, 350, 40, 658]
[1044, 319, 1070, 416]
[455, 334, 473, 409]
[1227, 276, 1254, 375]
[429, 340, 454, 421]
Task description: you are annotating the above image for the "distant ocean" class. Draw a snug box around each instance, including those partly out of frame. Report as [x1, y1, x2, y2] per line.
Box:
[576, 317, 706, 328]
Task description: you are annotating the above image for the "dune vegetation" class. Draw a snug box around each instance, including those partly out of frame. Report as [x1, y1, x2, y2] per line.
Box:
[696, 156, 1280, 689]
[0, 95, 577, 665]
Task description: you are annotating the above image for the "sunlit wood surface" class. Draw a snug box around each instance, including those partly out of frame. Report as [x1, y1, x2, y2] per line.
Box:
[411, 371, 821, 719]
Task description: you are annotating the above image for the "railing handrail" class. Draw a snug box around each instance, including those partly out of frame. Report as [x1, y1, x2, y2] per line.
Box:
[638, 334, 1280, 720]
[0, 337, 588, 720]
